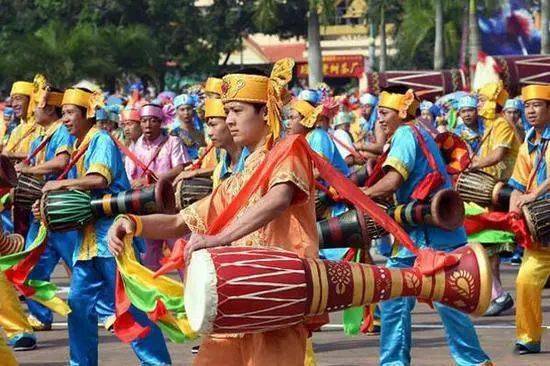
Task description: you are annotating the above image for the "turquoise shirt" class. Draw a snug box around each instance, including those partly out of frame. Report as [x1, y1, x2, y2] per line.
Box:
[508, 125, 550, 199]
[383, 124, 467, 258]
[27, 122, 77, 251]
[29, 122, 75, 181]
[67, 127, 131, 262]
[306, 128, 350, 176]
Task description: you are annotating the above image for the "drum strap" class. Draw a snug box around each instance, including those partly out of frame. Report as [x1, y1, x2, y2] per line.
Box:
[142, 135, 169, 177]
[366, 123, 445, 198]
[57, 141, 91, 180]
[109, 134, 158, 182]
[527, 140, 548, 192]
[407, 124, 444, 201]
[23, 124, 62, 165]
[467, 126, 492, 165]
[8, 124, 37, 153]
[190, 144, 214, 170]
[328, 131, 364, 160]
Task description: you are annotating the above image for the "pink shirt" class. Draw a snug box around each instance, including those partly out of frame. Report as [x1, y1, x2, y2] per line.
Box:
[125, 134, 189, 180]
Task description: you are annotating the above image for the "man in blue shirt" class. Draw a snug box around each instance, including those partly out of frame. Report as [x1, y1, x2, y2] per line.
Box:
[363, 89, 491, 366]
[41, 87, 171, 366]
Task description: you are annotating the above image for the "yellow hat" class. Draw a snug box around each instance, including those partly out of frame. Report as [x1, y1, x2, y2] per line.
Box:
[204, 77, 223, 96]
[221, 58, 294, 138]
[291, 99, 320, 128]
[204, 98, 226, 119]
[62, 88, 104, 119]
[477, 80, 509, 107]
[10, 81, 34, 97]
[31, 74, 64, 109]
[477, 81, 509, 119]
[378, 89, 419, 119]
[521, 85, 550, 102]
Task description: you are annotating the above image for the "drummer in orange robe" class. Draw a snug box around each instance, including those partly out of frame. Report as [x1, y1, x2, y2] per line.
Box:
[109, 58, 321, 366]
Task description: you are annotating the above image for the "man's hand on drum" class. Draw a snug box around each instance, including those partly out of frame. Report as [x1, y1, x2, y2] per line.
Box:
[173, 169, 197, 186]
[42, 180, 65, 193]
[108, 217, 136, 256]
[15, 161, 30, 175]
[510, 191, 537, 213]
[131, 177, 147, 189]
[31, 200, 41, 221]
[184, 233, 226, 265]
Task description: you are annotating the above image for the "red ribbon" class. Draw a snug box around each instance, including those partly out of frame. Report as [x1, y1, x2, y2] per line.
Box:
[155, 135, 421, 279]
[464, 211, 534, 249]
[113, 269, 151, 343]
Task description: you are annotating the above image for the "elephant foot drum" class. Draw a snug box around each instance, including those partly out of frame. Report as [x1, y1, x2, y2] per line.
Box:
[522, 198, 550, 248]
[14, 174, 44, 210]
[175, 177, 213, 211]
[184, 243, 491, 334]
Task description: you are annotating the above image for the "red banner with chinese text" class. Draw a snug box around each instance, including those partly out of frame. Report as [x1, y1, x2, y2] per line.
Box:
[297, 55, 364, 78]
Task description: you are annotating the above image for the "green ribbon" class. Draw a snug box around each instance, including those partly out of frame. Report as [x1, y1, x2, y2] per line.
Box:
[0, 225, 47, 272]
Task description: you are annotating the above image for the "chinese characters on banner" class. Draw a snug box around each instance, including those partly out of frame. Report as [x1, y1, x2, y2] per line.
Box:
[297, 55, 364, 78]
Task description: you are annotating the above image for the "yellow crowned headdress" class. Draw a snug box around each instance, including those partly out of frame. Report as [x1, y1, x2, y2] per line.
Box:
[477, 80, 509, 119]
[204, 77, 223, 96]
[29, 74, 64, 113]
[10, 81, 34, 97]
[521, 85, 550, 102]
[378, 89, 419, 119]
[290, 99, 321, 128]
[221, 58, 295, 138]
[62, 87, 104, 119]
[204, 98, 226, 119]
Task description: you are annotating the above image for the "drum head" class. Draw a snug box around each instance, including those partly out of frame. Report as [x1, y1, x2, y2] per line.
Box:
[154, 177, 176, 214]
[184, 249, 218, 334]
[0, 155, 17, 187]
[521, 203, 539, 243]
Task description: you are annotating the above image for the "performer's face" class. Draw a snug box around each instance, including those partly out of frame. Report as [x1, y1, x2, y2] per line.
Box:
[459, 108, 477, 126]
[524, 99, 550, 128]
[177, 105, 194, 124]
[420, 109, 433, 122]
[362, 104, 373, 118]
[503, 109, 520, 125]
[34, 105, 55, 125]
[11, 94, 29, 119]
[62, 104, 89, 138]
[122, 120, 142, 142]
[140, 116, 162, 141]
[206, 117, 233, 148]
[377, 107, 401, 136]
[224, 101, 267, 148]
[286, 109, 308, 135]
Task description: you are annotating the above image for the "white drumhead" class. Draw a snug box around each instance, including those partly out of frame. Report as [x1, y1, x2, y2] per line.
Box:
[184, 249, 218, 334]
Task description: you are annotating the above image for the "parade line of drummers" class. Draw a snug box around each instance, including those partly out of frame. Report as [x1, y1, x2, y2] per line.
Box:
[0, 59, 549, 366]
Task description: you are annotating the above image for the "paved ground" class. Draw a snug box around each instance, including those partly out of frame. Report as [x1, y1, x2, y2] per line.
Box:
[13, 261, 550, 366]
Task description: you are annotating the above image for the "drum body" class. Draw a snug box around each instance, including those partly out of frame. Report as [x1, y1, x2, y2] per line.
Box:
[92, 178, 175, 216]
[0, 232, 25, 255]
[455, 170, 511, 210]
[523, 198, 550, 248]
[40, 190, 93, 232]
[314, 190, 334, 220]
[14, 174, 44, 210]
[0, 155, 17, 188]
[317, 209, 387, 249]
[175, 178, 213, 211]
[185, 244, 491, 334]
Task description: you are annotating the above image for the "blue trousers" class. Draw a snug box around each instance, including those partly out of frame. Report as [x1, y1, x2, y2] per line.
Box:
[380, 256, 490, 366]
[68, 257, 171, 366]
[1, 210, 13, 233]
[25, 221, 114, 326]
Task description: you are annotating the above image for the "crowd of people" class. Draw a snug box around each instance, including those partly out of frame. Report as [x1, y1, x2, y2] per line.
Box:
[0, 57, 549, 366]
